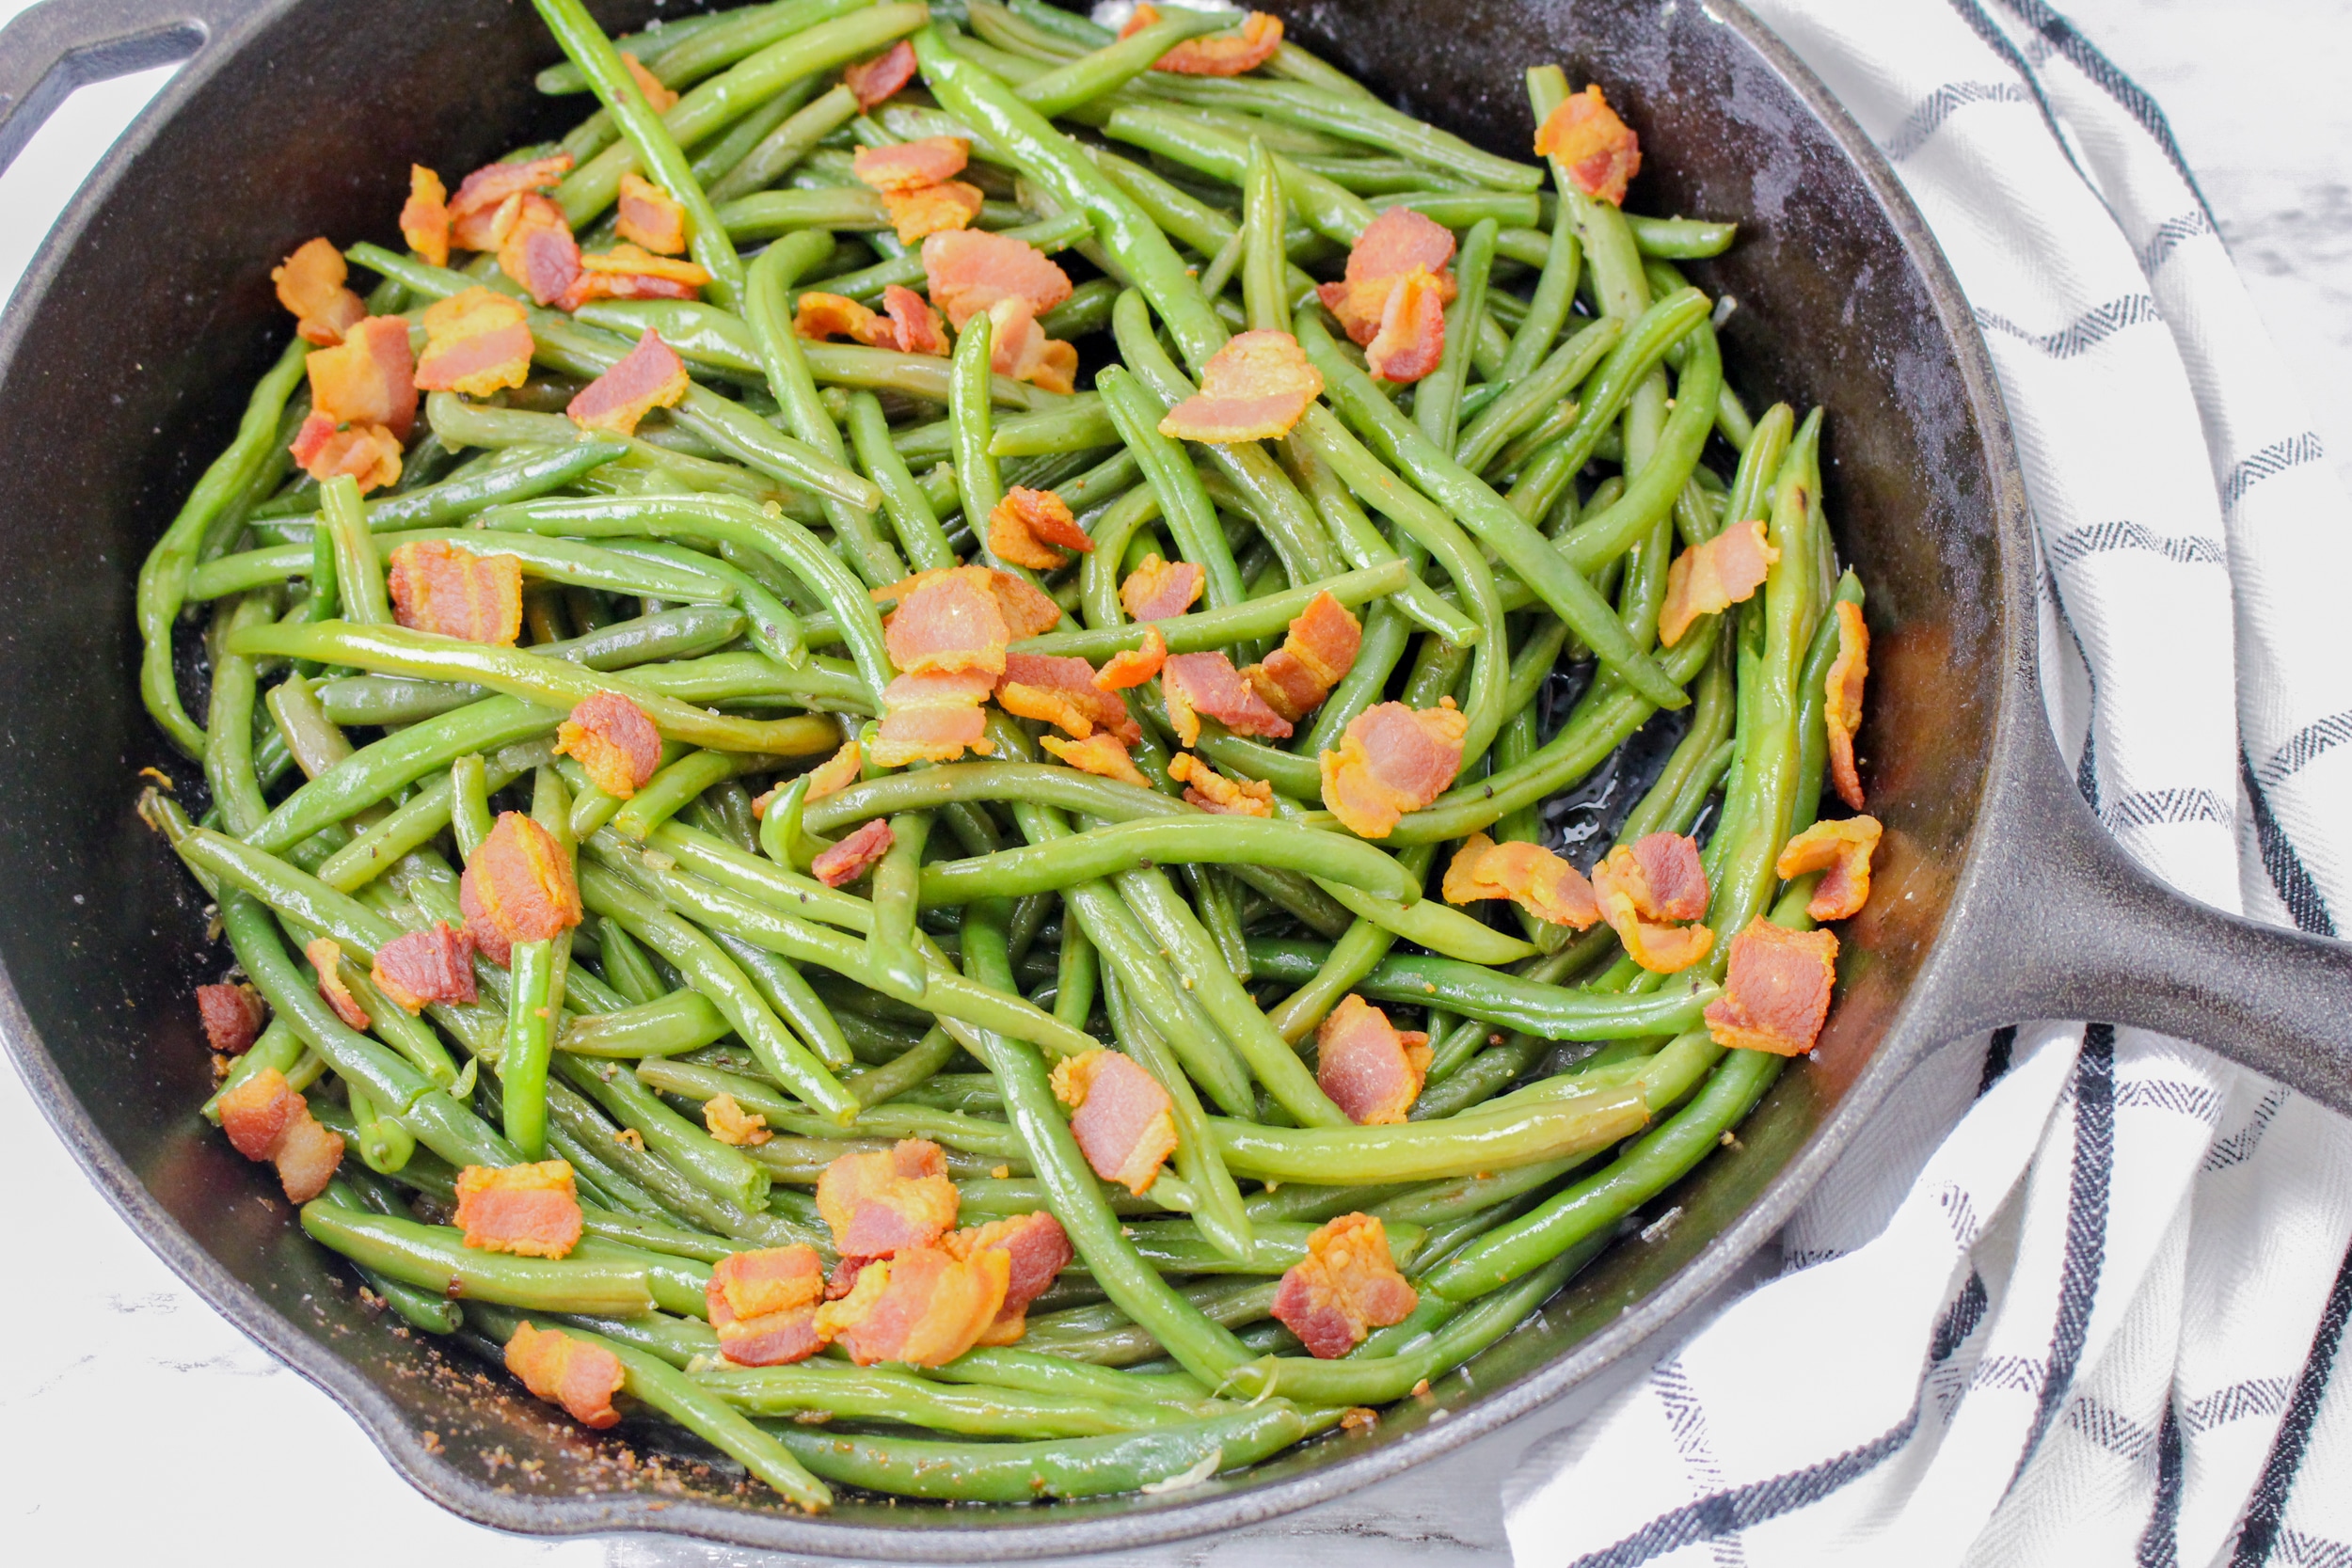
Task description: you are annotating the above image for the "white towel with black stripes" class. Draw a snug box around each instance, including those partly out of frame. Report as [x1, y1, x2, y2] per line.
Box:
[1502, 1, 2352, 1564]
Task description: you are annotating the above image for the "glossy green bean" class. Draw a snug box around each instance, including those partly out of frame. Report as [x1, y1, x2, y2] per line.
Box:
[499, 939, 559, 1159]
[1209, 1081, 1648, 1184]
[865, 811, 932, 1001]
[1095, 364, 1245, 609]
[300, 1203, 654, 1314]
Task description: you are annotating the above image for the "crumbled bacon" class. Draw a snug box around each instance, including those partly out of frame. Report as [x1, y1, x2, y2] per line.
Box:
[304, 937, 370, 1030]
[1121, 3, 1285, 76]
[620, 50, 677, 113]
[371, 922, 477, 1013]
[272, 237, 365, 346]
[1365, 266, 1448, 384]
[1120, 554, 1206, 622]
[810, 816, 896, 889]
[801, 739, 865, 801]
[1041, 731, 1152, 788]
[447, 153, 573, 252]
[1591, 832, 1713, 974]
[567, 328, 689, 437]
[615, 171, 688, 255]
[843, 38, 918, 109]
[388, 538, 524, 646]
[1270, 1212, 1418, 1358]
[998, 651, 1139, 742]
[1316, 207, 1456, 347]
[289, 414, 404, 492]
[1163, 651, 1294, 746]
[1704, 919, 1840, 1056]
[1534, 84, 1643, 206]
[1826, 600, 1869, 811]
[216, 1066, 343, 1203]
[941, 1211, 1073, 1345]
[1095, 626, 1168, 691]
[816, 1246, 1010, 1368]
[885, 564, 1013, 676]
[1314, 995, 1431, 1126]
[873, 668, 994, 766]
[877, 284, 950, 356]
[556, 690, 663, 799]
[1050, 1050, 1177, 1196]
[702, 1092, 772, 1148]
[459, 812, 582, 967]
[982, 296, 1078, 395]
[1244, 590, 1360, 722]
[197, 982, 265, 1055]
[988, 485, 1094, 572]
[794, 284, 948, 356]
[1776, 816, 1883, 922]
[1442, 832, 1601, 929]
[1168, 751, 1272, 816]
[884, 181, 985, 245]
[455, 1159, 582, 1257]
[1319, 699, 1467, 839]
[1659, 518, 1777, 648]
[401, 166, 451, 269]
[504, 1320, 625, 1427]
[921, 228, 1073, 330]
[498, 193, 582, 308]
[707, 1244, 827, 1366]
[1159, 329, 1324, 443]
[557, 244, 711, 311]
[414, 287, 534, 397]
[307, 315, 417, 440]
[853, 136, 971, 194]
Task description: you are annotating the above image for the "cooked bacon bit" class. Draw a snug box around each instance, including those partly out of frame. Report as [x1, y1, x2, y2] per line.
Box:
[504, 1321, 625, 1427]
[216, 1066, 344, 1203]
[885, 564, 1013, 676]
[272, 237, 365, 346]
[1120, 554, 1206, 622]
[981, 296, 1078, 394]
[1659, 518, 1777, 648]
[197, 982, 265, 1055]
[921, 228, 1073, 330]
[942, 1211, 1073, 1345]
[1826, 600, 1869, 811]
[702, 1092, 772, 1148]
[566, 328, 689, 437]
[1319, 699, 1468, 839]
[853, 136, 971, 194]
[459, 811, 583, 966]
[883, 180, 985, 245]
[401, 166, 451, 269]
[498, 194, 583, 308]
[801, 285, 950, 356]
[1158, 329, 1324, 443]
[1095, 626, 1168, 691]
[1168, 751, 1273, 816]
[1050, 1050, 1178, 1196]
[998, 651, 1139, 743]
[620, 51, 677, 114]
[1534, 84, 1643, 207]
[1705, 919, 1839, 1055]
[987, 571, 1063, 639]
[556, 690, 663, 799]
[1591, 832, 1714, 974]
[817, 1139, 959, 1258]
[878, 284, 950, 356]
[388, 538, 524, 646]
[810, 816, 896, 889]
[803, 739, 865, 801]
[455, 1159, 581, 1257]
[414, 287, 533, 397]
[843, 38, 918, 109]
[370, 922, 477, 1013]
[707, 1244, 827, 1366]
[303, 937, 370, 1030]
[796, 290, 882, 344]
[988, 485, 1093, 572]
[1365, 266, 1448, 384]
[1314, 995, 1431, 1126]
[615, 171, 688, 256]
[447, 153, 574, 252]
[1163, 651, 1294, 746]
[1121, 3, 1285, 76]
[289, 414, 403, 492]
[816, 1245, 1010, 1368]
[1270, 1212, 1418, 1358]
[308, 315, 417, 440]
[1041, 731, 1152, 788]
[1317, 207, 1457, 347]
[1443, 832, 1601, 929]
[873, 668, 995, 766]
[556, 244, 710, 311]
[1245, 591, 1360, 722]
[1776, 816, 1883, 922]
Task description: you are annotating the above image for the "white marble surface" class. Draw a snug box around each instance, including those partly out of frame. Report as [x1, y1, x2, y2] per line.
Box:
[2, 4, 2344, 1563]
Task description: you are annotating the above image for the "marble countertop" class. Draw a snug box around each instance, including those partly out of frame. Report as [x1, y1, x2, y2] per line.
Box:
[2, 3, 2343, 1563]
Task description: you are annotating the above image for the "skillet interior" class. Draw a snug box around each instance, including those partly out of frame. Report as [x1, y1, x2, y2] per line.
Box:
[0, 0, 2026, 1552]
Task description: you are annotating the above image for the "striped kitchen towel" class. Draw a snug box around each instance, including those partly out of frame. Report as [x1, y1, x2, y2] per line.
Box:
[1502, 1, 2352, 1564]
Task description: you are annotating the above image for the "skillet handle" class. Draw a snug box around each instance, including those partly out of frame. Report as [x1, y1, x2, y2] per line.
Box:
[0, 0, 262, 174]
[1903, 699, 2352, 1111]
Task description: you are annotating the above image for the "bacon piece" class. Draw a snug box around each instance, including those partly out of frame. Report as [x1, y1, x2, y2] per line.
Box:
[1120, 554, 1206, 622]
[1162, 651, 1294, 746]
[303, 937, 371, 1030]
[447, 153, 573, 252]
[1041, 731, 1152, 788]
[942, 1212, 1073, 1345]
[843, 38, 917, 109]
[1168, 751, 1272, 816]
[817, 1138, 960, 1258]
[810, 817, 896, 889]
[1095, 626, 1168, 691]
[1050, 1050, 1178, 1196]
[197, 982, 265, 1055]
[504, 1320, 625, 1426]
[1121, 3, 1285, 76]
[621, 51, 678, 113]
[1534, 84, 1643, 206]
[1317, 207, 1456, 346]
[1159, 329, 1323, 442]
[981, 296, 1078, 394]
[1825, 600, 1869, 811]
[1270, 1212, 1418, 1358]
[1314, 995, 1431, 1126]
[1776, 816, 1883, 922]
[883, 181, 984, 245]
[873, 667, 994, 766]
[1319, 699, 1468, 838]
[556, 690, 663, 799]
[459, 812, 583, 966]
[1365, 266, 1448, 384]
[307, 315, 417, 440]
[272, 237, 365, 346]
[877, 284, 950, 356]
[216, 1066, 343, 1203]
[414, 287, 534, 397]
[615, 171, 688, 255]
[498, 194, 583, 308]
[388, 538, 524, 646]
[802, 286, 949, 355]
[701, 1092, 772, 1148]
[800, 739, 865, 802]
[988, 485, 1094, 572]
[796, 290, 882, 345]
[567, 329, 689, 437]
[1590, 832, 1713, 974]
[1245, 591, 1360, 722]
[816, 1245, 1010, 1368]
[1659, 518, 1777, 648]
[1442, 832, 1601, 929]
[885, 564, 1012, 676]
[557, 244, 711, 311]
[401, 166, 451, 269]
[289, 414, 404, 492]
[454, 1159, 582, 1257]
[853, 136, 971, 194]
[1704, 919, 1840, 1056]
[707, 1245, 827, 1367]
[998, 651, 1139, 743]
[921, 228, 1073, 330]
[370, 922, 477, 1013]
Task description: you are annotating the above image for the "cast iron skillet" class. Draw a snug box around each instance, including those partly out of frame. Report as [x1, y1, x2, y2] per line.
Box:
[0, 0, 2346, 1555]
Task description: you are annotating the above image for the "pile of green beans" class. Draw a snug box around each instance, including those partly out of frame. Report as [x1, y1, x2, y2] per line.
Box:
[133, 0, 1860, 1514]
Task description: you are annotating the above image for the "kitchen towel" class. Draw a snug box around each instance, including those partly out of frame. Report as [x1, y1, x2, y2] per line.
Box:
[1502, 1, 2352, 1564]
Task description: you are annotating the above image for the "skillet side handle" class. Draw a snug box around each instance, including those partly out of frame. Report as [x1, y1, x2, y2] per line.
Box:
[0, 0, 262, 175]
[1904, 705, 2352, 1112]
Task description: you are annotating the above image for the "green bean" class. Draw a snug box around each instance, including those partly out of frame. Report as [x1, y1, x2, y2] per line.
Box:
[193, 526, 740, 606]
[1455, 315, 1625, 477]
[1095, 364, 1247, 608]
[1263, 845, 1431, 1044]
[318, 476, 388, 625]
[847, 390, 959, 574]
[699, 1357, 1204, 1438]
[1157, 76, 1544, 194]
[609, 749, 758, 841]
[794, 208, 1092, 305]
[1416, 218, 1498, 451]
[1013, 558, 1410, 662]
[707, 81, 860, 201]
[933, 1346, 1211, 1406]
[1039, 276, 1120, 341]
[299, 1202, 653, 1314]
[1249, 941, 1718, 1038]
[203, 595, 278, 836]
[708, 928, 857, 1071]
[1790, 571, 1867, 839]
[1623, 213, 1740, 259]
[844, 1022, 961, 1109]
[713, 184, 894, 236]
[865, 812, 931, 1000]
[1209, 1081, 1647, 1184]
[536, 4, 731, 93]
[1013, 8, 1223, 119]
[557, 1053, 767, 1210]
[920, 815, 1417, 907]
[561, 989, 730, 1058]
[986, 396, 1117, 457]
[1557, 320, 1726, 575]
[494, 939, 557, 1158]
